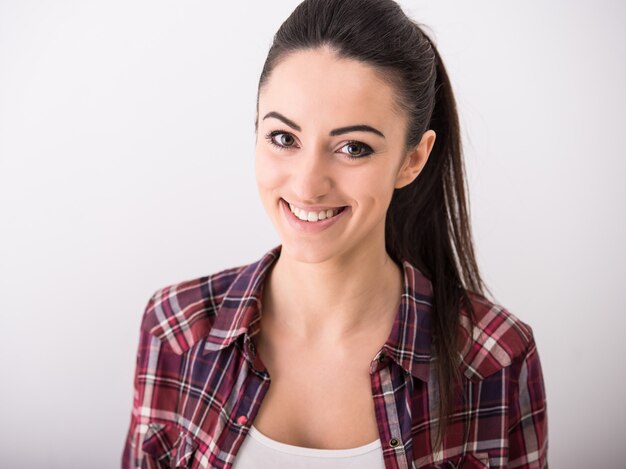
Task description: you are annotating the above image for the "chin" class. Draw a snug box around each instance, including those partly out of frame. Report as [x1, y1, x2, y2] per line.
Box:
[278, 237, 342, 265]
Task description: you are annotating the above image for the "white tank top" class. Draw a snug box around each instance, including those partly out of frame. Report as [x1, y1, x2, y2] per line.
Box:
[231, 425, 386, 468]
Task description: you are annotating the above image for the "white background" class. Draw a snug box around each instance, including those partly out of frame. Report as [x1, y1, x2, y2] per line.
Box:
[1, 1, 624, 467]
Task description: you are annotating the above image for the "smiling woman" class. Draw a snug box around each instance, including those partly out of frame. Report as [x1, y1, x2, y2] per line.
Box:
[255, 47, 434, 261]
[121, 0, 548, 468]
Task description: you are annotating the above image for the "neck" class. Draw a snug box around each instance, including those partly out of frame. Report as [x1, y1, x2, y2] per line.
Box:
[262, 242, 404, 344]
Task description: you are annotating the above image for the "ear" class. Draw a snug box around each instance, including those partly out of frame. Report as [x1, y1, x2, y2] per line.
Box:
[394, 129, 436, 189]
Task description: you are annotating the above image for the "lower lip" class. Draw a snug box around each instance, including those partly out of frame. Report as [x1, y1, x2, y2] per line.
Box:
[281, 198, 349, 234]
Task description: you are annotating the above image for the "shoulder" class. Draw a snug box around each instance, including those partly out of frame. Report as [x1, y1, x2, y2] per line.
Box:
[458, 291, 536, 381]
[139, 264, 247, 355]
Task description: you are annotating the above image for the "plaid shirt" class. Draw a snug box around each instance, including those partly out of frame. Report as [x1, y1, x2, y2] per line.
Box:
[121, 245, 547, 468]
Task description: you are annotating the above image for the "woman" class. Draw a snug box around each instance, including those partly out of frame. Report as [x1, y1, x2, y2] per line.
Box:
[122, 0, 548, 467]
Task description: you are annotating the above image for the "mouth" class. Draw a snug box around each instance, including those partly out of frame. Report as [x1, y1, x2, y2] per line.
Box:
[281, 198, 348, 223]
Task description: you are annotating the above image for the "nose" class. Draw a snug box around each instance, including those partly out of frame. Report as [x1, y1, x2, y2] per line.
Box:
[290, 145, 333, 202]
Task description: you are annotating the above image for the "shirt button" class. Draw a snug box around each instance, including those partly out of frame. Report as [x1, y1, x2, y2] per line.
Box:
[378, 351, 386, 363]
[248, 341, 256, 357]
[389, 437, 401, 448]
[236, 415, 248, 426]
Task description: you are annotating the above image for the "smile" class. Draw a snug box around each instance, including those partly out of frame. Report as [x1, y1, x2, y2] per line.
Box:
[280, 198, 349, 233]
[287, 202, 346, 222]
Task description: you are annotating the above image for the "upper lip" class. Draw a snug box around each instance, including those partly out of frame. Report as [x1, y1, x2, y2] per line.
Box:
[282, 198, 346, 212]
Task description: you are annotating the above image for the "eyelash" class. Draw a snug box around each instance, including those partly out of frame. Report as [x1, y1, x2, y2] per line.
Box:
[264, 130, 374, 159]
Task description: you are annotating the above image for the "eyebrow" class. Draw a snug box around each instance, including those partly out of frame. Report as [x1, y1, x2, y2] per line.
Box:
[262, 111, 385, 139]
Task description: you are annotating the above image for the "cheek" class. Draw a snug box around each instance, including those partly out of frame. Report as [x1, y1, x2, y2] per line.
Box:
[343, 165, 397, 208]
[255, 151, 284, 193]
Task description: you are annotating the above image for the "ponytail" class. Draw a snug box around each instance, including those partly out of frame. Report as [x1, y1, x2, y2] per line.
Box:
[385, 33, 489, 445]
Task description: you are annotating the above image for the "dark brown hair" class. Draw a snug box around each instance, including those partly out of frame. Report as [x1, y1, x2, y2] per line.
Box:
[254, 0, 490, 445]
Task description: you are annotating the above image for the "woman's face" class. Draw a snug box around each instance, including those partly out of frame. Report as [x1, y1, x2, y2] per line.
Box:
[255, 46, 434, 264]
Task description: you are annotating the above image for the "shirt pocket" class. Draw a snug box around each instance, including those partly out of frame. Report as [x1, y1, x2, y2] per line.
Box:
[420, 452, 491, 469]
[141, 422, 199, 468]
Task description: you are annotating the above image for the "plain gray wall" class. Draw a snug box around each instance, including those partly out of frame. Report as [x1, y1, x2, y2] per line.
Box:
[1, 1, 624, 467]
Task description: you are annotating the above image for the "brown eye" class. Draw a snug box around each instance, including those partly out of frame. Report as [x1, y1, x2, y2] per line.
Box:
[278, 133, 295, 146]
[340, 141, 373, 159]
[265, 130, 296, 148]
[265, 131, 297, 150]
[346, 143, 363, 156]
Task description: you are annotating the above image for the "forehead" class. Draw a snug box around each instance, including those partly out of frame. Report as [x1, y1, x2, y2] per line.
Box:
[259, 47, 403, 130]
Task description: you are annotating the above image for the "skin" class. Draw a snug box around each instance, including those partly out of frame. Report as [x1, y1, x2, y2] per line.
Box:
[253, 45, 436, 449]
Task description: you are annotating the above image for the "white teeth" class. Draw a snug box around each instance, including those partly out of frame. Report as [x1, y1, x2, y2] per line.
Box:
[296, 209, 308, 221]
[287, 201, 343, 223]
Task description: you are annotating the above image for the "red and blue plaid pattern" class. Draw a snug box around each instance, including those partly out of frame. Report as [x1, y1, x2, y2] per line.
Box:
[122, 245, 547, 468]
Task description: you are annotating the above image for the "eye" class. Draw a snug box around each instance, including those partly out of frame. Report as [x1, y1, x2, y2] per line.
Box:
[338, 141, 373, 159]
[264, 130, 298, 150]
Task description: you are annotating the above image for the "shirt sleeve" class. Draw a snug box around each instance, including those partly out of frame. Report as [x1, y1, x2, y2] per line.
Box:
[507, 332, 548, 468]
[121, 293, 182, 469]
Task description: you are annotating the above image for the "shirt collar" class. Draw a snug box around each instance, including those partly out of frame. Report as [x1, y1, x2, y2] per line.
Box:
[202, 244, 433, 382]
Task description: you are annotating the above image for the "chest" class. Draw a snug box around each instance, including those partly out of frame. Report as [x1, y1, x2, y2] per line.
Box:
[151, 340, 508, 468]
[249, 318, 391, 448]
[251, 351, 381, 449]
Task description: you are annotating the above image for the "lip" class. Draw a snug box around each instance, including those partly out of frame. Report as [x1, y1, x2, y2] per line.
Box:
[280, 198, 349, 233]
[286, 200, 345, 212]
